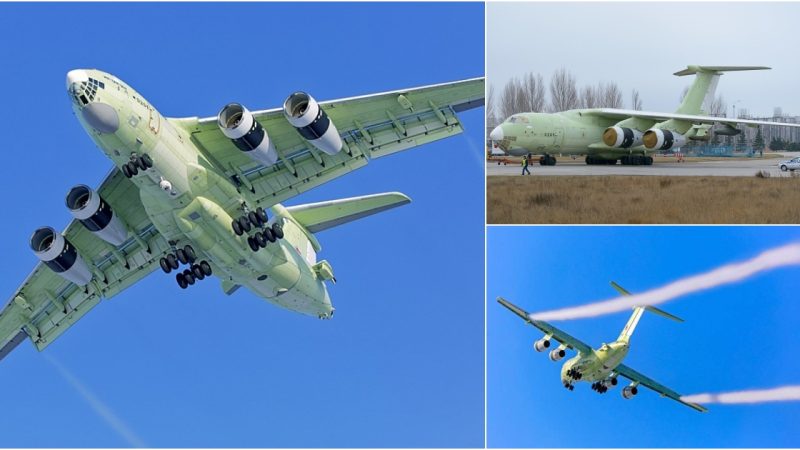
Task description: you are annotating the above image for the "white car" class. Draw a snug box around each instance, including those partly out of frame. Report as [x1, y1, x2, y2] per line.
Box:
[778, 157, 800, 171]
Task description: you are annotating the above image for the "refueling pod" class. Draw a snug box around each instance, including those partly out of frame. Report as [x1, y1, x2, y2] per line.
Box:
[218, 103, 279, 166]
[283, 92, 343, 155]
[66, 184, 128, 246]
[30, 227, 92, 286]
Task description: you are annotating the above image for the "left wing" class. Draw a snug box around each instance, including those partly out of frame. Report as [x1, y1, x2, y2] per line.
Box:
[178, 78, 484, 208]
[588, 108, 800, 129]
[497, 297, 593, 355]
[615, 363, 708, 413]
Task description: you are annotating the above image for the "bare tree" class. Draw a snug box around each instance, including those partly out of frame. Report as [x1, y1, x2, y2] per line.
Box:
[549, 68, 578, 112]
[498, 77, 523, 120]
[520, 72, 546, 113]
[579, 84, 598, 108]
[598, 82, 624, 108]
[487, 83, 498, 127]
[631, 89, 643, 110]
[497, 73, 547, 119]
[708, 94, 727, 117]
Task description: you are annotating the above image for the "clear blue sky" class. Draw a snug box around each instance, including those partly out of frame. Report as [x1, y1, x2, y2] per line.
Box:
[488, 227, 800, 448]
[0, 3, 484, 447]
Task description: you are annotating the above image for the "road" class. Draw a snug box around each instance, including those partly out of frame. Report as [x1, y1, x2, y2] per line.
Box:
[487, 157, 796, 177]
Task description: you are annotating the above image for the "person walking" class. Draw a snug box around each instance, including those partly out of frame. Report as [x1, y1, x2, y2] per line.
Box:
[521, 154, 531, 175]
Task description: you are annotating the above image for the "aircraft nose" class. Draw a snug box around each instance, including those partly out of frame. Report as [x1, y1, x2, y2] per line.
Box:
[66, 69, 89, 90]
[81, 102, 119, 134]
[489, 126, 504, 141]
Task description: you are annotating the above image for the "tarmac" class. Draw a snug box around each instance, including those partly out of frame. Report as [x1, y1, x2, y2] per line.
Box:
[487, 155, 798, 177]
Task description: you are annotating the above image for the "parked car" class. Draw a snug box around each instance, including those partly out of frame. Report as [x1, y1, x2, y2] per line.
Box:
[778, 157, 800, 171]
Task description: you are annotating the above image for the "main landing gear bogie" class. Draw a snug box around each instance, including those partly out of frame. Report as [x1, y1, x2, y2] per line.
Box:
[230, 206, 285, 253]
[585, 155, 617, 165]
[246, 222, 284, 253]
[122, 153, 154, 178]
[591, 381, 609, 394]
[566, 368, 583, 380]
[159, 244, 214, 289]
[620, 155, 653, 166]
[539, 154, 557, 166]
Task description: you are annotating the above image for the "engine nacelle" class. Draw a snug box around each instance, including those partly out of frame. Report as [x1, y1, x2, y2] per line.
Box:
[602, 126, 643, 149]
[30, 226, 92, 286]
[66, 185, 128, 246]
[642, 128, 687, 150]
[622, 385, 639, 399]
[549, 348, 566, 361]
[218, 103, 278, 166]
[283, 92, 343, 155]
[533, 337, 551, 352]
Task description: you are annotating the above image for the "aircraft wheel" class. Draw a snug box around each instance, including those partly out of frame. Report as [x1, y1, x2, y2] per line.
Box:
[199, 260, 212, 276]
[645, 156, 654, 165]
[183, 270, 195, 285]
[263, 227, 276, 243]
[256, 207, 268, 223]
[176, 273, 188, 289]
[141, 153, 154, 169]
[122, 163, 132, 178]
[191, 264, 205, 280]
[272, 222, 284, 239]
[176, 248, 188, 265]
[232, 219, 243, 236]
[238, 216, 252, 233]
[247, 236, 260, 252]
[159, 257, 171, 274]
[183, 245, 196, 263]
[254, 232, 268, 248]
[166, 253, 179, 270]
[248, 211, 262, 227]
[135, 155, 148, 171]
[126, 161, 139, 176]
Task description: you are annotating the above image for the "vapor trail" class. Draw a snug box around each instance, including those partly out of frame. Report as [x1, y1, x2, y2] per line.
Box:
[530, 243, 800, 321]
[44, 354, 147, 448]
[682, 386, 800, 404]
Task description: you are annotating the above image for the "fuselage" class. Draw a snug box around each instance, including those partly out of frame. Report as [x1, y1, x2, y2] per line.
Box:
[560, 340, 629, 385]
[66, 69, 333, 318]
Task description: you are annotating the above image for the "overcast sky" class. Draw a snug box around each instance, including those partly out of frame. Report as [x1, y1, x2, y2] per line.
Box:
[488, 2, 800, 117]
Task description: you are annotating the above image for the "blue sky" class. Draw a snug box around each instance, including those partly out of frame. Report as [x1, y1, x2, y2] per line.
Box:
[0, 3, 484, 447]
[488, 227, 800, 448]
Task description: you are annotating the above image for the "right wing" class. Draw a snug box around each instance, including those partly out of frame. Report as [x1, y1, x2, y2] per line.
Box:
[0, 169, 171, 361]
[178, 77, 484, 208]
[615, 363, 708, 413]
[497, 297, 593, 355]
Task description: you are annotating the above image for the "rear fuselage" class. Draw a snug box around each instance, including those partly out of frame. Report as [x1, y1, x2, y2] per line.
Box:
[67, 69, 333, 318]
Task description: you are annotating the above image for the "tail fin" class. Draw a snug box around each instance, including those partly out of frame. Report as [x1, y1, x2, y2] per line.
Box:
[610, 281, 684, 343]
[673, 65, 770, 115]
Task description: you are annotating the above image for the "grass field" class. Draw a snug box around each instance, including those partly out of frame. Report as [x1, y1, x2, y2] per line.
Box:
[487, 175, 800, 224]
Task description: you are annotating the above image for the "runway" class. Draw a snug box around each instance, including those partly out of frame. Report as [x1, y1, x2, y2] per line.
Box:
[486, 157, 795, 177]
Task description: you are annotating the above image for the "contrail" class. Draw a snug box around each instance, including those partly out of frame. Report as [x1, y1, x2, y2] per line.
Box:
[682, 385, 800, 405]
[44, 354, 147, 448]
[530, 243, 800, 321]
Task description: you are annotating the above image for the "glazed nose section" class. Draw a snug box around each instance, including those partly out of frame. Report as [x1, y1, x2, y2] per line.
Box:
[82, 103, 119, 134]
[489, 126, 504, 141]
[66, 69, 89, 90]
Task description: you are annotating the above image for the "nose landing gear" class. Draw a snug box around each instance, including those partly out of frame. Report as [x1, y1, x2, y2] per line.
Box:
[122, 153, 154, 178]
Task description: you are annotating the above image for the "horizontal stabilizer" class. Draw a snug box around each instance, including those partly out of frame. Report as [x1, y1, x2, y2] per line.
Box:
[644, 305, 684, 323]
[674, 65, 770, 76]
[286, 192, 411, 233]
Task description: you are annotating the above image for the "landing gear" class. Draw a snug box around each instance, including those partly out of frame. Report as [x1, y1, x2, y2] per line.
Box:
[620, 155, 653, 166]
[160, 244, 213, 288]
[563, 381, 575, 391]
[585, 155, 617, 165]
[566, 368, 583, 380]
[591, 382, 609, 393]
[539, 154, 557, 166]
[231, 205, 286, 253]
[122, 153, 153, 178]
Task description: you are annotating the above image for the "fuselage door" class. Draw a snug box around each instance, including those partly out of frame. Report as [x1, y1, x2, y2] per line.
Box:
[148, 106, 160, 135]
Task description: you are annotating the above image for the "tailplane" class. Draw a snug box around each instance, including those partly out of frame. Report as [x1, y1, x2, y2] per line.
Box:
[673, 65, 770, 116]
[610, 281, 684, 343]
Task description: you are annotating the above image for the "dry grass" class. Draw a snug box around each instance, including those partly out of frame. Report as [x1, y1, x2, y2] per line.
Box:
[487, 176, 800, 224]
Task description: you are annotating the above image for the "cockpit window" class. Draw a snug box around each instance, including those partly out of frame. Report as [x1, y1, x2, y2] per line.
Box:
[69, 77, 105, 106]
[506, 115, 529, 124]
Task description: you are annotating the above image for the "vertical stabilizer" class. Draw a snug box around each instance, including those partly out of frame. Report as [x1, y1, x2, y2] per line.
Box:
[673, 66, 770, 115]
[610, 281, 684, 343]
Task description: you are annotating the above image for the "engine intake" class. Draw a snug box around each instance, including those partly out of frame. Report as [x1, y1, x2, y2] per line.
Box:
[30, 227, 92, 286]
[622, 385, 639, 399]
[549, 348, 566, 361]
[534, 337, 551, 352]
[218, 103, 278, 166]
[603, 126, 643, 148]
[283, 92, 343, 155]
[66, 185, 128, 246]
[643, 128, 687, 150]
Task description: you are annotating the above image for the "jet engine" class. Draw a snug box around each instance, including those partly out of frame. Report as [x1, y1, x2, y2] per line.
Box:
[218, 103, 279, 166]
[533, 337, 551, 352]
[283, 92, 343, 155]
[549, 347, 566, 361]
[602, 126, 643, 148]
[30, 226, 92, 286]
[66, 185, 128, 246]
[622, 384, 639, 399]
[642, 128, 687, 150]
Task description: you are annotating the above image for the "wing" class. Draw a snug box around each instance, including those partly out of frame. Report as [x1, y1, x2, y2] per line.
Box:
[588, 108, 800, 129]
[497, 297, 593, 355]
[0, 169, 171, 361]
[615, 363, 708, 413]
[178, 78, 484, 207]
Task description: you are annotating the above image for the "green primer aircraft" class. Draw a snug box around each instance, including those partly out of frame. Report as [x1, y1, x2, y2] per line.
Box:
[0, 69, 483, 361]
[490, 65, 800, 165]
[498, 282, 707, 412]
